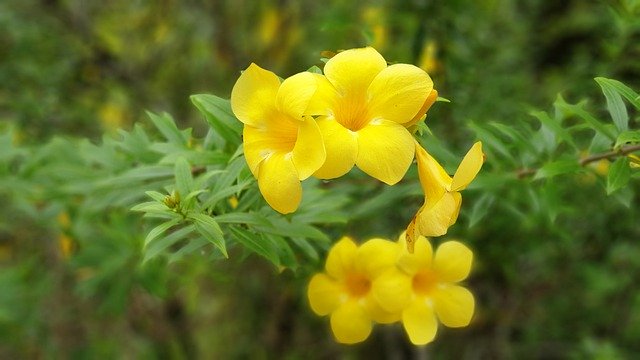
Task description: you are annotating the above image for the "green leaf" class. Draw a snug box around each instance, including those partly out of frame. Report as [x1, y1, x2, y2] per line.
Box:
[529, 110, 577, 150]
[131, 201, 170, 214]
[228, 226, 279, 266]
[307, 65, 323, 74]
[533, 159, 582, 180]
[256, 218, 330, 243]
[468, 122, 515, 163]
[144, 225, 195, 262]
[214, 212, 271, 226]
[174, 157, 193, 201]
[555, 95, 616, 141]
[614, 130, 640, 150]
[595, 77, 629, 132]
[145, 191, 167, 202]
[190, 94, 242, 146]
[146, 111, 189, 146]
[190, 213, 227, 257]
[144, 218, 182, 247]
[607, 157, 631, 195]
[594, 77, 640, 111]
[468, 193, 495, 228]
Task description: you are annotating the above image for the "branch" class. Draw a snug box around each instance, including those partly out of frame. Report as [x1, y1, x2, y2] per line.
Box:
[579, 144, 640, 166]
[517, 144, 640, 179]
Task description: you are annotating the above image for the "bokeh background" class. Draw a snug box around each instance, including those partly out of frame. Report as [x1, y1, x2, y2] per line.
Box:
[1, 0, 640, 358]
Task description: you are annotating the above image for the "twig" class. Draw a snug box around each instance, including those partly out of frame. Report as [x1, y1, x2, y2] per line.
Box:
[516, 144, 640, 178]
[579, 144, 640, 166]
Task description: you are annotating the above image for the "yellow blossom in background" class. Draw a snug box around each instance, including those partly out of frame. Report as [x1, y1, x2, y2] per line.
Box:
[231, 63, 325, 214]
[629, 154, 640, 169]
[308, 47, 435, 184]
[361, 6, 388, 51]
[418, 40, 441, 75]
[406, 141, 484, 252]
[393, 233, 475, 345]
[307, 237, 402, 344]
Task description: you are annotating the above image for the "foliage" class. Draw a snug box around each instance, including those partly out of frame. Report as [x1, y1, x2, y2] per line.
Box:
[1, 0, 640, 358]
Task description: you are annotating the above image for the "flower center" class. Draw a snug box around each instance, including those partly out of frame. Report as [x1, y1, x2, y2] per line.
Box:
[264, 112, 299, 152]
[334, 95, 370, 132]
[412, 269, 438, 295]
[344, 273, 371, 298]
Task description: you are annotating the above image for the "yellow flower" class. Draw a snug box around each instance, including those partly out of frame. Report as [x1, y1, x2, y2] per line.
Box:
[307, 237, 401, 344]
[406, 142, 484, 252]
[309, 47, 435, 185]
[393, 233, 475, 345]
[231, 63, 326, 214]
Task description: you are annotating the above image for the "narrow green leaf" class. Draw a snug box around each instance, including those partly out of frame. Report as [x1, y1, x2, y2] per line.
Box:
[264, 234, 298, 270]
[468, 193, 495, 227]
[468, 122, 515, 163]
[533, 159, 582, 180]
[146, 111, 189, 145]
[614, 130, 640, 150]
[529, 110, 577, 150]
[595, 77, 629, 132]
[131, 201, 170, 214]
[607, 157, 631, 195]
[555, 96, 616, 141]
[190, 94, 242, 145]
[307, 65, 323, 74]
[174, 157, 193, 200]
[144, 225, 195, 262]
[145, 191, 167, 202]
[214, 212, 271, 226]
[594, 77, 640, 111]
[228, 226, 280, 266]
[190, 213, 227, 257]
[144, 218, 182, 247]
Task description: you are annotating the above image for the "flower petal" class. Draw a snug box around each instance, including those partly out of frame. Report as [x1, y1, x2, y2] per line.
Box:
[292, 116, 326, 180]
[313, 117, 358, 179]
[397, 234, 433, 275]
[242, 126, 270, 177]
[402, 299, 438, 345]
[330, 300, 372, 344]
[324, 47, 387, 96]
[433, 284, 474, 328]
[414, 192, 462, 237]
[257, 152, 301, 214]
[368, 64, 434, 124]
[415, 143, 450, 206]
[364, 294, 402, 324]
[325, 236, 358, 279]
[305, 73, 339, 116]
[372, 268, 412, 313]
[433, 241, 473, 283]
[451, 142, 484, 191]
[355, 120, 414, 185]
[231, 63, 280, 127]
[276, 72, 318, 120]
[355, 238, 399, 278]
[307, 273, 342, 316]
[404, 89, 439, 129]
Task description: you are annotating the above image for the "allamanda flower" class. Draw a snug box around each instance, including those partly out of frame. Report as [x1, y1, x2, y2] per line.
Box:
[394, 233, 475, 345]
[307, 236, 402, 344]
[231, 63, 325, 214]
[308, 47, 435, 184]
[406, 141, 484, 251]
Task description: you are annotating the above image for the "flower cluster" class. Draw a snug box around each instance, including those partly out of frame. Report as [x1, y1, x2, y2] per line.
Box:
[231, 47, 437, 214]
[307, 234, 474, 345]
[230, 47, 484, 345]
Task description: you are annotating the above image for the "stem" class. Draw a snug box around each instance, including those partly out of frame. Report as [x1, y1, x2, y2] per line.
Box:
[579, 144, 640, 166]
[517, 144, 640, 178]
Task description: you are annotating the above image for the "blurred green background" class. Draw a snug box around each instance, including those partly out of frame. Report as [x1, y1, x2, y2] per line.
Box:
[1, 0, 640, 358]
